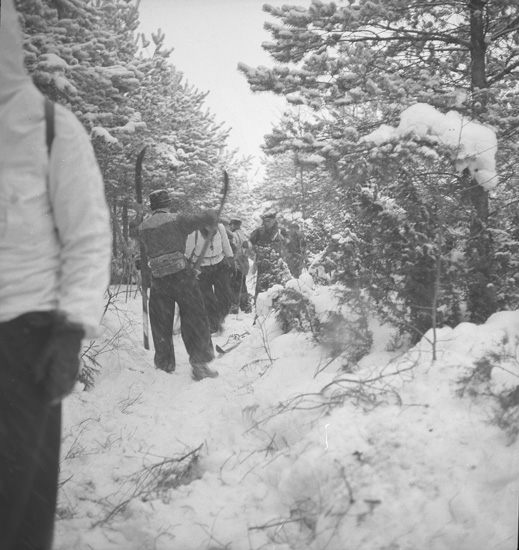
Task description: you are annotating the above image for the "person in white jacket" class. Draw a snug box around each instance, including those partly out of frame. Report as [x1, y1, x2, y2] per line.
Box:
[0, 1, 112, 548]
[186, 223, 235, 334]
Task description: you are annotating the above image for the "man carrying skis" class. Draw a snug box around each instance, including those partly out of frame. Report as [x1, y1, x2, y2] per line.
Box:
[138, 189, 219, 380]
[0, 1, 112, 548]
[185, 221, 235, 334]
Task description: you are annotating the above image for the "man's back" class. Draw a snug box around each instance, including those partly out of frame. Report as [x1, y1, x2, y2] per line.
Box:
[139, 212, 187, 259]
[139, 210, 218, 260]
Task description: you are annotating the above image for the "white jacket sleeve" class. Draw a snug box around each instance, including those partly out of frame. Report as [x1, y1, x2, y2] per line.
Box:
[48, 105, 112, 337]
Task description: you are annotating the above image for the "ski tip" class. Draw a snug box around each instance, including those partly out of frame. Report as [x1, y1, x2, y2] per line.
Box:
[216, 345, 225, 354]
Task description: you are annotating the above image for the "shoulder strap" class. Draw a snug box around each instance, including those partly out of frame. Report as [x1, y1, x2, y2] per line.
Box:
[44, 98, 55, 156]
[188, 231, 199, 264]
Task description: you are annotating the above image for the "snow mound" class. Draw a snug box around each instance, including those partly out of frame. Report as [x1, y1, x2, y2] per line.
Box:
[54, 286, 518, 550]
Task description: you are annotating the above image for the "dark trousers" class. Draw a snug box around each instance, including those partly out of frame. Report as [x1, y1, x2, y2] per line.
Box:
[0, 313, 62, 550]
[198, 261, 233, 333]
[149, 268, 214, 370]
[230, 269, 251, 312]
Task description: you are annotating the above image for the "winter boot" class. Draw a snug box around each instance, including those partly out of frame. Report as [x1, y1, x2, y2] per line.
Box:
[210, 322, 224, 335]
[154, 359, 175, 373]
[191, 362, 219, 381]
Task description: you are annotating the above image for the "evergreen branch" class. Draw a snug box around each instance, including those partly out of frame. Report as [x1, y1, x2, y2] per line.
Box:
[337, 24, 471, 49]
[487, 58, 519, 86]
[491, 15, 519, 41]
[488, 198, 519, 217]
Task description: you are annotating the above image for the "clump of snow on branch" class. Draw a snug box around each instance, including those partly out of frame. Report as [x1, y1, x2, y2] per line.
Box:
[298, 153, 326, 166]
[155, 143, 182, 167]
[99, 65, 140, 92]
[285, 272, 315, 296]
[36, 52, 78, 94]
[114, 112, 147, 134]
[91, 126, 118, 144]
[38, 52, 70, 70]
[363, 103, 498, 190]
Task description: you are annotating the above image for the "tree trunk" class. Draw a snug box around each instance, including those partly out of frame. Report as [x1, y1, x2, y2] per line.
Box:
[467, 0, 489, 224]
[122, 199, 129, 244]
[469, 0, 488, 115]
[464, 0, 496, 322]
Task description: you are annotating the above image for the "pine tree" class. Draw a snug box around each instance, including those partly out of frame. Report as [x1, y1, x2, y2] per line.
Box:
[16, 0, 255, 279]
[240, 0, 519, 327]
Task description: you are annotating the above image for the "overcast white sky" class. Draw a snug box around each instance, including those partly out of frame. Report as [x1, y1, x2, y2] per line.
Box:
[137, 0, 308, 166]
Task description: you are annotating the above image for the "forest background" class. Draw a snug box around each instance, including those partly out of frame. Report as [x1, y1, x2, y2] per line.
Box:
[14, 0, 519, 344]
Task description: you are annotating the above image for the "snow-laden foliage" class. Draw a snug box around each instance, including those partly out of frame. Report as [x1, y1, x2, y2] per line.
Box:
[243, 0, 519, 128]
[16, 0, 257, 278]
[243, 0, 519, 329]
[19, 0, 144, 167]
[363, 103, 499, 190]
[267, 278, 374, 363]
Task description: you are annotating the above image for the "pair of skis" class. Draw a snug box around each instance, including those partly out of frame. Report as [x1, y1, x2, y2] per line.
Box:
[215, 331, 249, 355]
[134, 147, 229, 350]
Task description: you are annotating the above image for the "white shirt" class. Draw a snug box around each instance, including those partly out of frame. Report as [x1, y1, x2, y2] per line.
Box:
[185, 223, 234, 267]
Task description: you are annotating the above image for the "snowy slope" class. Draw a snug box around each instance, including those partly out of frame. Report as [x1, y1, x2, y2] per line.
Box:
[54, 284, 518, 550]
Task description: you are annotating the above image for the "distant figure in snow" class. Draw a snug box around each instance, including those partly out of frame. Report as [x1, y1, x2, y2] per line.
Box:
[186, 222, 235, 334]
[0, 1, 112, 548]
[285, 222, 307, 278]
[249, 210, 291, 301]
[138, 189, 219, 380]
[229, 218, 252, 313]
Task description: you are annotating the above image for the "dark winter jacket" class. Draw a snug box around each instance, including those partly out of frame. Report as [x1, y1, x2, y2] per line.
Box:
[249, 222, 287, 248]
[139, 209, 217, 260]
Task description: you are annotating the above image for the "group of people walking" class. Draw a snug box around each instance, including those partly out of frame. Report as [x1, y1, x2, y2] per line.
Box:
[0, 1, 311, 548]
[138, 193, 307, 384]
[138, 189, 255, 381]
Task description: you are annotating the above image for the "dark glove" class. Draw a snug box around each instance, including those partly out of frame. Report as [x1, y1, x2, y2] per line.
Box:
[34, 312, 85, 406]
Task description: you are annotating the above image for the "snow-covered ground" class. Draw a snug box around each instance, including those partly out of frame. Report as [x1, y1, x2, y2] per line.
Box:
[55, 279, 518, 550]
